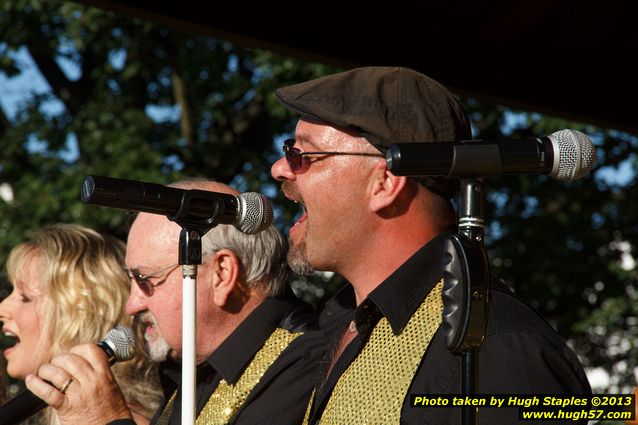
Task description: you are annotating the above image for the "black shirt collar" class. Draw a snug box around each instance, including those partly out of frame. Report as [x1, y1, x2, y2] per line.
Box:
[208, 297, 297, 383]
[320, 230, 451, 335]
[369, 230, 451, 333]
[160, 297, 299, 386]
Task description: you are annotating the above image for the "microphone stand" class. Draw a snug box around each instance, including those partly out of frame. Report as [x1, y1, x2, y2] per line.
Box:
[78, 177, 266, 424]
[169, 193, 221, 425]
[442, 179, 490, 425]
[178, 228, 200, 425]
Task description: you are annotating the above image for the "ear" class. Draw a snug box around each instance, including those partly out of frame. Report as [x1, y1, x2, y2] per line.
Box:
[369, 161, 409, 213]
[209, 249, 240, 307]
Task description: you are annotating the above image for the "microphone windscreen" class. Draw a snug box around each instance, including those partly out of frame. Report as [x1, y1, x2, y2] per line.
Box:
[550, 130, 596, 180]
[98, 325, 136, 363]
[237, 192, 274, 234]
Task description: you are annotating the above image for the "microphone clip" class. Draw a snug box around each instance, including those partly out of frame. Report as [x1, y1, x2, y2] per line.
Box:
[169, 189, 236, 236]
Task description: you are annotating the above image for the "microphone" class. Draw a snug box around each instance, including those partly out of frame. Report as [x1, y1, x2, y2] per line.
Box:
[80, 175, 274, 235]
[0, 326, 135, 425]
[386, 129, 596, 180]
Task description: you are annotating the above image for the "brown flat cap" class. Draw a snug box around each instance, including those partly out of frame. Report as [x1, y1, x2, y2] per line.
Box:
[276, 66, 472, 199]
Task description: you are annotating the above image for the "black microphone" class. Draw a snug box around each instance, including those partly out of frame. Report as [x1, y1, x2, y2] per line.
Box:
[80, 175, 274, 235]
[0, 326, 135, 425]
[386, 129, 596, 180]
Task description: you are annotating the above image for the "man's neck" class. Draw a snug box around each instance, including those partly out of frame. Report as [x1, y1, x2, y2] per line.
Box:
[325, 324, 358, 382]
[195, 293, 267, 362]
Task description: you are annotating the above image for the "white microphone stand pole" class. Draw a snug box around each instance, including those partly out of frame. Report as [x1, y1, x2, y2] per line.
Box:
[178, 228, 204, 425]
[181, 263, 197, 425]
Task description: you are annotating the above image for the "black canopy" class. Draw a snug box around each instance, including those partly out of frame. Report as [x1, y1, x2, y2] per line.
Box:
[79, 0, 638, 135]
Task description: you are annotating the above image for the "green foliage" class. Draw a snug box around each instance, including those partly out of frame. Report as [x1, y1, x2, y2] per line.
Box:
[0, 0, 338, 244]
[1, 0, 637, 395]
[464, 103, 638, 390]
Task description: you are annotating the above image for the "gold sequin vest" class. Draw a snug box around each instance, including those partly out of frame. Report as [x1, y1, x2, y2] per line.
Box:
[155, 327, 301, 425]
[309, 280, 443, 425]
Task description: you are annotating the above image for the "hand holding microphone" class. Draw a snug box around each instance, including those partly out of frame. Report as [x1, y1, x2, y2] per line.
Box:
[0, 326, 136, 425]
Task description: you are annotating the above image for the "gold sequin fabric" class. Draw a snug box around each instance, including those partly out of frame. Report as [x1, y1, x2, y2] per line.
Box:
[196, 327, 302, 424]
[154, 328, 300, 425]
[154, 391, 177, 425]
[302, 388, 315, 425]
[317, 280, 443, 425]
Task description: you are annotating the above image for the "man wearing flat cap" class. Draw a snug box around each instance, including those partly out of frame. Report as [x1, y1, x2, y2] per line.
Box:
[271, 67, 590, 424]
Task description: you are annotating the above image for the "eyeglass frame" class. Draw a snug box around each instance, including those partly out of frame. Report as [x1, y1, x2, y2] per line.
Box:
[124, 263, 180, 297]
[283, 139, 384, 173]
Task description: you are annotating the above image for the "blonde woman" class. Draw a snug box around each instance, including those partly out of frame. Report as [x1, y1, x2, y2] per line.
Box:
[0, 224, 162, 424]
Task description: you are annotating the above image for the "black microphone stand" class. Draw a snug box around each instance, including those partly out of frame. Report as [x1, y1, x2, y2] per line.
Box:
[442, 179, 490, 425]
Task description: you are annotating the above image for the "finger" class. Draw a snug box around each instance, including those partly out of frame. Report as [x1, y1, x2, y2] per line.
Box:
[69, 343, 111, 372]
[49, 349, 118, 399]
[25, 374, 66, 409]
[49, 351, 97, 385]
[59, 377, 74, 394]
[36, 363, 74, 394]
[51, 343, 111, 377]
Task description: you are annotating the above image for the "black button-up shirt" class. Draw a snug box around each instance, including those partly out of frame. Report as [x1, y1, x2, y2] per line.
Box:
[308, 231, 591, 425]
[109, 294, 323, 425]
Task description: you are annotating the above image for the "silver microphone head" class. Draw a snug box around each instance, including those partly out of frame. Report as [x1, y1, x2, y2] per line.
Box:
[101, 325, 136, 362]
[549, 130, 596, 180]
[236, 192, 274, 234]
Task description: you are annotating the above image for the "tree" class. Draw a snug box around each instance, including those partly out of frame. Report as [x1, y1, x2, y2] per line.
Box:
[1, 0, 637, 395]
[465, 104, 638, 391]
[0, 0, 337, 244]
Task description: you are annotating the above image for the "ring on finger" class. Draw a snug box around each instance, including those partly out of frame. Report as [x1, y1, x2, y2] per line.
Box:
[59, 377, 73, 394]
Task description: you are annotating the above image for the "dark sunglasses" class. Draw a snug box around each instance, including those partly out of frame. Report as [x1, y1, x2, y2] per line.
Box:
[283, 139, 384, 173]
[124, 263, 180, 297]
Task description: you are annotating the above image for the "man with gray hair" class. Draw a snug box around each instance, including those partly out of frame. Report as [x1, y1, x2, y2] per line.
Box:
[26, 180, 322, 425]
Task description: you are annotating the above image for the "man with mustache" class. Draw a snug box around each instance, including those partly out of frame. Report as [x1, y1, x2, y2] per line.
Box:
[26, 179, 322, 425]
[270, 67, 591, 424]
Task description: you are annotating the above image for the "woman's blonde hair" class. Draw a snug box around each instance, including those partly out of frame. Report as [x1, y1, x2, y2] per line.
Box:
[6, 224, 162, 424]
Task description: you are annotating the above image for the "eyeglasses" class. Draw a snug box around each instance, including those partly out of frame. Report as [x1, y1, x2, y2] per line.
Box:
[283, 139, 384, 174]
[124, 263, 180, 297]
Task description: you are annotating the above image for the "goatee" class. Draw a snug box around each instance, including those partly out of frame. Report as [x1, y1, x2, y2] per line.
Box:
[287, 238, 315, 275]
